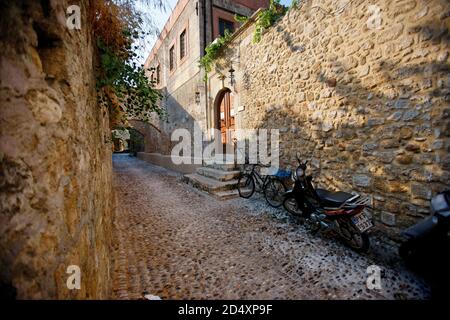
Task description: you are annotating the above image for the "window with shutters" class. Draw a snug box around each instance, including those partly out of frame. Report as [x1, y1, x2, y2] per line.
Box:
[156, 64, 160, 84]
[169, 45, 175, 71]
[180, 29, 186, 59]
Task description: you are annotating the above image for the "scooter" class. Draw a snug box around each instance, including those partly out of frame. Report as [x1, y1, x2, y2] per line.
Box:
[399, 190, 450, 298]
[283, 155, 373, 252]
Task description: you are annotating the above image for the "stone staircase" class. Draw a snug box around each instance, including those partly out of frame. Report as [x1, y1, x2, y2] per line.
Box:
[183, 163, 241, 200]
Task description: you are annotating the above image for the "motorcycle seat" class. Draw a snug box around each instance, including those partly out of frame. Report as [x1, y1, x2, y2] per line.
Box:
[316, 188, 355, 208]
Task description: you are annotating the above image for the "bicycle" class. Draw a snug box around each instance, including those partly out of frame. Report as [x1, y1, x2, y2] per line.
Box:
[237, 163, 289, 208]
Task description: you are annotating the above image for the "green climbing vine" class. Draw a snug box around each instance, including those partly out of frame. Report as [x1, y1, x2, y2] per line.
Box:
[198, 30, 233, 82]
[198, 0, 299, 81]
[252, 0, 287, 43]
[236, 0, 300, 43]
[92, 0, 166, 128]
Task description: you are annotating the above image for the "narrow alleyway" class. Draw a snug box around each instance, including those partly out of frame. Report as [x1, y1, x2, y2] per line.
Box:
[111, 154, 430, 300]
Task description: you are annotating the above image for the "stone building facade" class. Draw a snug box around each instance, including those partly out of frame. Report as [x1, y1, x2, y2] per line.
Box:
[139, 0, 269, 168]
[206, 0, 450, 240]
[0, 1, 114, 298]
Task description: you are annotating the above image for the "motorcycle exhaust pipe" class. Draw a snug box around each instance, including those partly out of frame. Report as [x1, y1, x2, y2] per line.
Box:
[311, 213, 332, 230]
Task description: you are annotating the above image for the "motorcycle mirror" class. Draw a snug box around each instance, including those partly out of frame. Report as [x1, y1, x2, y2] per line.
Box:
[296, 152, 301, 163]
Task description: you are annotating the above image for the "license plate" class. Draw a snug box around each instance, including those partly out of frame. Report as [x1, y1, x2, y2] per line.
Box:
[351, 211, 373, 232]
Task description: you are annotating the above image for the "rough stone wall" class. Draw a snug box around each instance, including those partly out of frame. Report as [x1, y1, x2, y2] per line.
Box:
[213, 0, 450, 241]
[0, 0, 113, 298]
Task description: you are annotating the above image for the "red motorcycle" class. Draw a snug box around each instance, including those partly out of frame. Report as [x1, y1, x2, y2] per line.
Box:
[283, 156, 373, 252]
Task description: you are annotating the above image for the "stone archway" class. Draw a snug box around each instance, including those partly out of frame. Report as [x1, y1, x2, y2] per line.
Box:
[127, 128, 145, 155]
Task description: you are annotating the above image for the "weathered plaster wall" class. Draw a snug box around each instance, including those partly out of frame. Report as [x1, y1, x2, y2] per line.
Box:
[143, 0, 207, 156]
[210, 0, 450, 241]
[141, 0, 268, 160]
[0, 0, 113, 298]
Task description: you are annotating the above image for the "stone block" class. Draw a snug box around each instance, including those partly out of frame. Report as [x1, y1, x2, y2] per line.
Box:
[377, 23, 404, 44]
[394, 99, 410, 109]
[381, 139, 400, 149]
[381, 211, 396, 226]
[396, 154, 413, 165]
[374, 151, 395, 163]
[352, 174, 371, 187]
[405, 143, 421, 152]
[411, 183, 432, 200]
[362, 143, 378, 152]
[399, 127, 413, 140]
[367, 118, 385, 126]
[402, 110, 420, 121]
[388, 181, 409, 193]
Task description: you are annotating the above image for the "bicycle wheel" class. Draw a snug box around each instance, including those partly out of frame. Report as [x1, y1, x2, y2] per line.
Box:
[264, 177, 287, 207]
[237, 173, 255, 198]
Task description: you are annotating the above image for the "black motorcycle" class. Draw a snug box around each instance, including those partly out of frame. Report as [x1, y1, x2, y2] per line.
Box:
[283, 156, 373, 252]
[399, 190, 450, 298]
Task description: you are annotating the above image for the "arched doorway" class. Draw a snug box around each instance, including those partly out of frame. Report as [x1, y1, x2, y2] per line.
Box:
[214, 88, 235, 152]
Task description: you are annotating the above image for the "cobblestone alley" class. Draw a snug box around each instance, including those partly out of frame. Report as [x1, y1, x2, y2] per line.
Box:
[111, 154, 430, 300]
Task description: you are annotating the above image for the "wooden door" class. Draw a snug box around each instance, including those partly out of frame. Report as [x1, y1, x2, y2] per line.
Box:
[218, 91, 235, 152]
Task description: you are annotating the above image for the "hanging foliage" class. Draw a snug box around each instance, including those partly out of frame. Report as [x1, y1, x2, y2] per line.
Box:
[198, 0, 300, 80]
[91, 0, 166, 128]
[198, 30, 233, 82]
[236, 0, 301, 43]
[252, 0, 287, 43]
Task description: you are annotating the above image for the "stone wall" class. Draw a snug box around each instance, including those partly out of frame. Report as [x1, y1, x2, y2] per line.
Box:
[0, 0, 114, 298]
[210, 0, 450, 241]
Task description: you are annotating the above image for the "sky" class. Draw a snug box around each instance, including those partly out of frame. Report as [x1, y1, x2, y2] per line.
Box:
[136, 0, 294, 64]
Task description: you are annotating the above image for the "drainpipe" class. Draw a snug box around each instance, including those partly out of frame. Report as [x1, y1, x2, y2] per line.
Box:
[202, 0, 207, 52]
[208, 0, 215, 140]
[209, 0, 214, 43]
[201, 0, 210, 141]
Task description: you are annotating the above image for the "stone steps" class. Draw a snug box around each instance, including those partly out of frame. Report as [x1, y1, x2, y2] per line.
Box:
[184, 173, 239, 192]
[196, 166, 240, 181]
[203, 158, 238, 171]
[183, 163, 242, 200]
[213, 189, 240, 200]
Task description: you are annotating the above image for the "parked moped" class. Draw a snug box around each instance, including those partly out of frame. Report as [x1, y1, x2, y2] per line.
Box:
[399, 190, 450, 298]
[283, 155, 373, 252]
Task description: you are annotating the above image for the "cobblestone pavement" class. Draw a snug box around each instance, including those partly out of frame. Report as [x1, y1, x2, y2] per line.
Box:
[111, 154, 430, 300]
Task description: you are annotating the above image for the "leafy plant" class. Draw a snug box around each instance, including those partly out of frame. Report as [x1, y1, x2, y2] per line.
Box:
[234, 14, 249, 24]
[92, 0, 166, 128]
[290, 0, 299, 9]
[198, 30, 233, 82]
[198, 0, 299, 80]
[253, 0, 287, 43]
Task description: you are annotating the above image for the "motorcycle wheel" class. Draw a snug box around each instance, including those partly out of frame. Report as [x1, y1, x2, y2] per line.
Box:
[338, 219, 370, 253]
[399, 241, 414, 258]
[283, 194, 307, 225]
[283, 194, 303, 216]
[399, 240, 429, 270]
